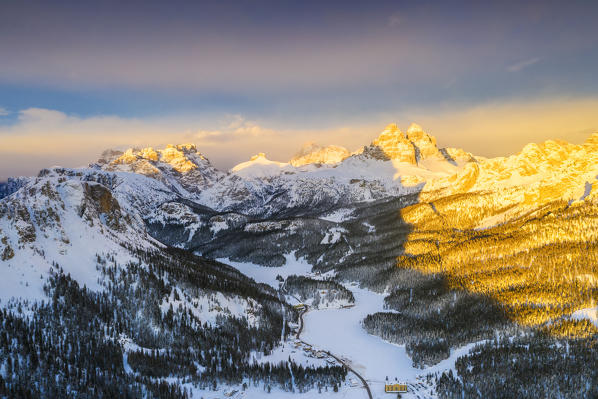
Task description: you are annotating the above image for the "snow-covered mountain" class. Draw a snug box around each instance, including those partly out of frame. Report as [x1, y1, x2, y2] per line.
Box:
[95, 143, 224, 196]
[2, 122, 598, 398]
[0, 170, 145, 301]
[6, 121, 598, 274]
[91, 123, 474, 219]
[0, 165, 349, 397]
[66, 123, 598, 268]
[0, 177, 29, 200]
[289, 142, 351, 166]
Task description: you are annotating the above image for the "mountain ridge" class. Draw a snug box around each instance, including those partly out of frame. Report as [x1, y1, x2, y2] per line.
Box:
[1, 123, 597, 398]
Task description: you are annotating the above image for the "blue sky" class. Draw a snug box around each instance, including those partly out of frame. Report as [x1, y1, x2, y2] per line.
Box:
[1, 0, 598, 178]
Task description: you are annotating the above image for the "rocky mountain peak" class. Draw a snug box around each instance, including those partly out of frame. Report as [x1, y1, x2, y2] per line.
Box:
[366, 123, 475, 165]
[371, 123, 416, 163]
[405, 123, 440, 160]
[96, 143, 223, 195]
[583, 131, 598, 149]
[406, 122, 423, 135]
[101, 144, 211, 175]
[381, 123, 403, 136]
[250, 152, 268, 161]
[290, 142, 350, 166]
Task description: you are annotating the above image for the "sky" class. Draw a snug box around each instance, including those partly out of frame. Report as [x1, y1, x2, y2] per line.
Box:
[1, 0, 598, 179]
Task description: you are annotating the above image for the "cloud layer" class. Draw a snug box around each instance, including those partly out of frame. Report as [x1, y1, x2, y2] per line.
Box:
[1, 97, 597, 180]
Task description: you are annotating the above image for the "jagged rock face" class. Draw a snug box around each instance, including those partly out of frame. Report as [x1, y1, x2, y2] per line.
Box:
[367, 123, 473, 165]
[290, 142, 350, 166]
[442, 147, 476, 163]
[81, 182, 125, 231]
[0, 234, 14, 261]
[405, 123, 441, 160]
[0, 175, 143, 303]
[98, 143, 224, 195]
[371, 123, 417, 163]
[0, 177, 29, 200]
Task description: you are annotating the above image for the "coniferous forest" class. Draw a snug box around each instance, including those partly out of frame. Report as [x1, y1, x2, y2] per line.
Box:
[0, 246, 347, 398]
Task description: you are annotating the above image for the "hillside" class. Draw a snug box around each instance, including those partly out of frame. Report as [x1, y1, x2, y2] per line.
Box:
[0, 169, 345, 398]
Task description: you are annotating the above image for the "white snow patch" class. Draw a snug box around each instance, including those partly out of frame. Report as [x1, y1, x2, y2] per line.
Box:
[571, 306, 598, 328]
[363, 222, 376, 233]
[302, 284, 420, 390]
[231, 153, 295, 179]
[320, 227, 347, 244]
[160, 289, 261, 327]
[319, 208, 355, 223]
[219, 252, 313, 289]
[210, 220, 229, 234]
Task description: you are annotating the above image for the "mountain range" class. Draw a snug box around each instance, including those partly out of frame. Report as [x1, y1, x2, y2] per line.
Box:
[0, 123, 596, 398]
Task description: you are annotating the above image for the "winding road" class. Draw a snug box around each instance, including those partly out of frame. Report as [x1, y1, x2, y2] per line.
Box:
[295, 304, 373, 399]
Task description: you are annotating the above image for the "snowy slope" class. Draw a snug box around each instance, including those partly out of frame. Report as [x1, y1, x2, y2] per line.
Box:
[231, 152, 296, 179]
[0, 171, 152, 303]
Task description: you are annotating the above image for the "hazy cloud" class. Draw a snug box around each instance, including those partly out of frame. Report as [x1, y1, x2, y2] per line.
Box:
[507, 57, 541, 72]
[387, 13, 402, 27]
[0, 108, 370, 179]
[0, 107, 9, 116]
[225, 115, 274, 137]
[192, 116, 276, 144]
[2, 98, 598, 180]
[404, 97, 598, 157]
[195, 129, 222, 140]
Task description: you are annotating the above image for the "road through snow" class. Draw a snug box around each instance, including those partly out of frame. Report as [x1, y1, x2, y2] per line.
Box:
[295, 305, 372, 399]
[222, 256, 447, 399]
[301, 283, 423, 399]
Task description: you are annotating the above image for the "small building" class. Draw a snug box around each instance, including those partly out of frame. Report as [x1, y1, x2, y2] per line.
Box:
[384, 383, 407, 393]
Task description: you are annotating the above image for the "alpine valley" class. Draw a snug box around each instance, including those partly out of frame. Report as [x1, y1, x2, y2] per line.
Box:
[0, 123, 596, 399]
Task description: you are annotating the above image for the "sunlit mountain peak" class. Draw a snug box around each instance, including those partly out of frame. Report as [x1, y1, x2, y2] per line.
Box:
[289, 142, 350, 166]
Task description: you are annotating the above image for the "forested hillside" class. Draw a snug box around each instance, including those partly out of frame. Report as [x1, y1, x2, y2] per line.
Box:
[362, 189, 598, 397]
[0, 247, 347, 398]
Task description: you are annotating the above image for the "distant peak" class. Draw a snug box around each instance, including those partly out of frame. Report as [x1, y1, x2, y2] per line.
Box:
[382, 123, 403, 136]
[101, 143, 213, 175]
[294, 141, 322, 158]
[405, 123, 437, 150]
[250, 152, 267, 161]
[584, 131, 598, 148]
[290, 142, 350, 167]
[167, 143, 197, 153]
[406, 123, 423, 135]
[368, 123, 448, 164]
[371, 123, 414, 163]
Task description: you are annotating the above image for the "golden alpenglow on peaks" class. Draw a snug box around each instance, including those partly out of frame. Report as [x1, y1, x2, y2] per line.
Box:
[97, 143, 223, 193]
[405, 123, 440, 159]
[398, 129, 598, 338]
[421, 130, 598, 206]
[3, 1, 598, 397]
[367, 123, 476, 168]
[250, 152, 267, 161]
[371, 123, 417, 163]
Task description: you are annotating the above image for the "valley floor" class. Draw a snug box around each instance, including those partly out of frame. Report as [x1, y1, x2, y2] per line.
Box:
[192, 255, 474, 399]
